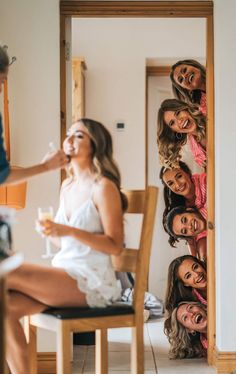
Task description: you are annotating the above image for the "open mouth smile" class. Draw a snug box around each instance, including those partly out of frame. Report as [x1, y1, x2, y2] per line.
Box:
[181, 119, 191, 130]
[177, 184, 186, 192]
[194, 313, 203, 324]
[191, 219, 198, 233]
[196, 274, 205, 284]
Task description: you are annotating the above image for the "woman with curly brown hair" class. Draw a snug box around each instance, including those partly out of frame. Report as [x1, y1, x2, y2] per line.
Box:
[170, 59, 206, 116]
[165, 301, 207, 359]
[157, 99, 206, 168]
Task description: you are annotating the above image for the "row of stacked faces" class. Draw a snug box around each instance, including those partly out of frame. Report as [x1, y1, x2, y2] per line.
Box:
[157, 60, 208, 359]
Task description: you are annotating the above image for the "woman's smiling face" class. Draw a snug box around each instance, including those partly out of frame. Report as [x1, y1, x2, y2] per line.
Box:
[164, 109, 197, 135]
[178, 258, 207, 290]
[163, 168, 192, 197]
[172, 210, 206, 238]
[173, 64, 204, 91]
[177, 303, 207, 333]
[63, 122, 93, 160]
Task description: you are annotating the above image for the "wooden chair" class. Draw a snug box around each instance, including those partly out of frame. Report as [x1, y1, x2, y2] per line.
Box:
[25, 186, 158, 374]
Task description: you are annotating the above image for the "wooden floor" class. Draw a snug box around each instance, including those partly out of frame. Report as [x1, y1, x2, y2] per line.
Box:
[72, 318, 217, 374]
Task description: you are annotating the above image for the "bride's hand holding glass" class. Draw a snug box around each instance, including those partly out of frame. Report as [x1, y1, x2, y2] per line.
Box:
[36, 206, 54, 258]
[39, 220, 72, 238]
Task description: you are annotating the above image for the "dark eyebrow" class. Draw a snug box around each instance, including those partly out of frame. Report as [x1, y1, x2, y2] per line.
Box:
[175, 171, 182, 178]
[166, 178, 173, 185]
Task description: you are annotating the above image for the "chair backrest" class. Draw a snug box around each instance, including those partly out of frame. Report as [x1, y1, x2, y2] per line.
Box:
[112, 186, 158, 314]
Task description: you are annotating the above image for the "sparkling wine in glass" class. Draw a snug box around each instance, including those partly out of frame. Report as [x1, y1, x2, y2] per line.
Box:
[37, 206, 54, 258]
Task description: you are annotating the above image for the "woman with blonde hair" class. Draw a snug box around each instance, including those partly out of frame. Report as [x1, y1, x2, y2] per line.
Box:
[157, 99, 206, 168]
[170, 59, 206, 116]
[5, 118, 127, 373]
[164, 301, 207, 359]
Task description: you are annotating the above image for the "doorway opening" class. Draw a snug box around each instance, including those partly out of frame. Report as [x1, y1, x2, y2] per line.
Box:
[60, 0, 215, 364]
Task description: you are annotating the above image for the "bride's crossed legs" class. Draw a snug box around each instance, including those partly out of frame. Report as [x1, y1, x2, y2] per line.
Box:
[6, 263, 87, 374]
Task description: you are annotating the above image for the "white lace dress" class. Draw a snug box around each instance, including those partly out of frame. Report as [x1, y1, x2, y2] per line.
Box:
[51, 197, 121, 307]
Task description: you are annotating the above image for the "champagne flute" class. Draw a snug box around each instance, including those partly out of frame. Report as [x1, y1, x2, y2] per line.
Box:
[37, 206, 54, 258]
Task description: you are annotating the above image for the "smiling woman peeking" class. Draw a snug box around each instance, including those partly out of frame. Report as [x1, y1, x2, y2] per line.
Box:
[157, 99, 206, 168]
[170, 59, 206, 116]
[163, 206, 207, 261]
[165, 255, 207, 318]
[160, 161, 206, 218]
[165, 301, 208, 359]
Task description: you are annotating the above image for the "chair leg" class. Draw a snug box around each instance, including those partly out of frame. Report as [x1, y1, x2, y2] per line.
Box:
[24, 316, 37, 374]
[131, 324, 144, 374]
[57, 321, 71, 374]
[95, 329, 108, 374]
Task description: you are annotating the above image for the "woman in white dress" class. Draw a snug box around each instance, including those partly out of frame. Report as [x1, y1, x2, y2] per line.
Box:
[5, 118, 127, 374]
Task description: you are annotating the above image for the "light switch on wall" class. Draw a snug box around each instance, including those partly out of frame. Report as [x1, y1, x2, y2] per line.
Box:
[116, 122, 125, 131]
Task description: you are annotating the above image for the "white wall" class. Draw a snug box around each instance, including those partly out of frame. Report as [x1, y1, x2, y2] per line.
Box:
[0, 0, 61, 351]
[72, 18, 206, 300]
[214, 0, 236, 352]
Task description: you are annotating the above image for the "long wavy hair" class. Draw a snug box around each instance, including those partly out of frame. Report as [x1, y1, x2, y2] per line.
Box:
[164, 301, 207, 359]
[68, 118, 128, 211]
[159, 161, 192, 214]
[157, 99, 206, 167]
[165, 255, 207, 316]
[170, 59, 206, 105]
[163, 206, 200, 247]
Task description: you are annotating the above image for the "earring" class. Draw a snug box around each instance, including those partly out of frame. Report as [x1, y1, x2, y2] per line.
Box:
[175, 133, 183, 140]
[191, 331, 196, 336]
[9, 56, 17, 66]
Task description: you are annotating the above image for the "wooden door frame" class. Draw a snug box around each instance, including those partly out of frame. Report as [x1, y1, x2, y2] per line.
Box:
[60, 1, 215, 365]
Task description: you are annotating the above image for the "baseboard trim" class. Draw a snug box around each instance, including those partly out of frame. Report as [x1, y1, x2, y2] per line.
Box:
[37, 349, 236, 374]
[37, 352, 56, 374]
[214, 348, 236, 373]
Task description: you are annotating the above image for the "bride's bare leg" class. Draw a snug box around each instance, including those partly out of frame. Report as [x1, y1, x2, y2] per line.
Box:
[6, 263, 87, 307]
[6, 291, 47, 374]
[6, 264, 88, 372]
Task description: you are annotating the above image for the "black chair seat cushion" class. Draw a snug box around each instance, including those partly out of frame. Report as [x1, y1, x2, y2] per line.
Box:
[43, 302, 134, 320]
